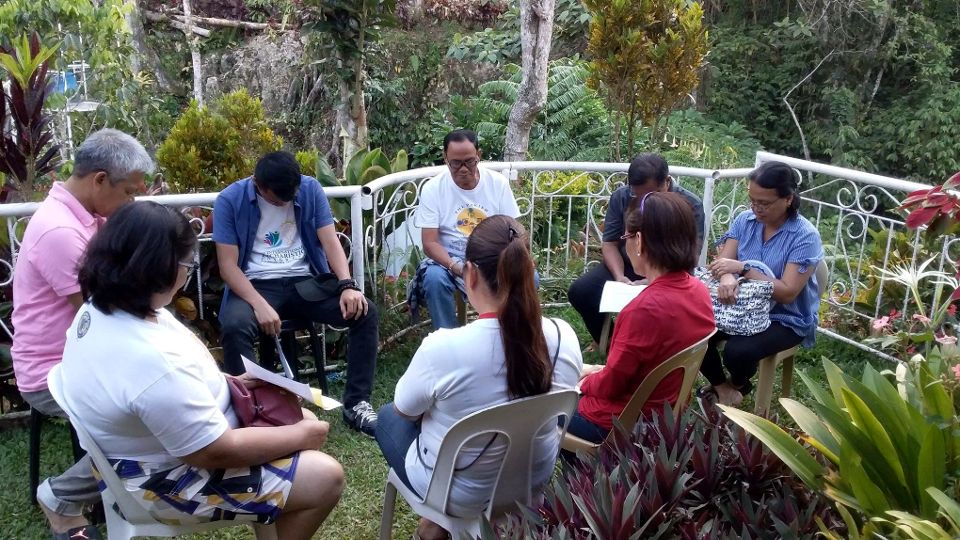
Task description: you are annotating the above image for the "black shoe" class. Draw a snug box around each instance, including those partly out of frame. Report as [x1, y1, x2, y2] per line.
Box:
[343, 401, 377, 437]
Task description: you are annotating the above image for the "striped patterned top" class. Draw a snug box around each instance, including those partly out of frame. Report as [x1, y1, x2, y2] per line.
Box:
[718, 210, 824, 346]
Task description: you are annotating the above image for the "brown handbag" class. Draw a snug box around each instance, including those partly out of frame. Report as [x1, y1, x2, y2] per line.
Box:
[226, 335, 304, 427]
[226, 377, 304, 427]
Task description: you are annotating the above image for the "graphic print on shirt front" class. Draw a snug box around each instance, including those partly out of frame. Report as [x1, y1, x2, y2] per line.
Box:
[455, 205, 488, 236]
[258, 219, 303, 265]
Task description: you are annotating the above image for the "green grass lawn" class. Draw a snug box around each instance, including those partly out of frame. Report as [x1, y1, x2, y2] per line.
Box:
[0, 306, 886, 539]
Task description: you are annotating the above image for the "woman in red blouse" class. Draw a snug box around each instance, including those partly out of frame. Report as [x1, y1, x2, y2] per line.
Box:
[569, 192, 716, 442]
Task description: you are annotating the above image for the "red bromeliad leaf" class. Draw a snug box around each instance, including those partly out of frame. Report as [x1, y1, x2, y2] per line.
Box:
[906, 205, 940, 229]
[901, 188, 934, 209]
[944, 171, 960, 190]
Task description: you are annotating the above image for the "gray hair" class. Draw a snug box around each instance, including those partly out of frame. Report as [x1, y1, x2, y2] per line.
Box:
[73, 129, 155, 184]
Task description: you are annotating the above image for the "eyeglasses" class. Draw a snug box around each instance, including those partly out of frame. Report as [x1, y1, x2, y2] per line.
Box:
[749, 197, 781, 211]
[447, 158, 479, 170]
[178, 260, 199, 272]
[620, 231, 638, 241]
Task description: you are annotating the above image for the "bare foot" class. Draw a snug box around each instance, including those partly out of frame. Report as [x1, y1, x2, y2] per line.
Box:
[39, 499, 89, 534]
[416, 518, 450, 540]
[713, 382, 744, 407]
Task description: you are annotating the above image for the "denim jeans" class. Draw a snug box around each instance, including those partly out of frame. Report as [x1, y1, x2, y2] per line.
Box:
[374, 403, 420, 494]
[219, 275, 378, 408]
[422, 264, 542, 330]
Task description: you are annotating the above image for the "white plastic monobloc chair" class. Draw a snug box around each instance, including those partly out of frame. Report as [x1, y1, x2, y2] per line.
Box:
[47, 364, 277, 540]
[378, 389, 580, 540]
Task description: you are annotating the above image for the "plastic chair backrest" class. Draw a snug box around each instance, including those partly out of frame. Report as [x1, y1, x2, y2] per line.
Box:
[605, 329, 716, 443]
[46, 364, 161, 525]
[422, 389, 579, 518]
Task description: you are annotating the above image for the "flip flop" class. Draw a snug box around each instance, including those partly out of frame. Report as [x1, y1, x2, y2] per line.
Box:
[52, 524, 102, 540]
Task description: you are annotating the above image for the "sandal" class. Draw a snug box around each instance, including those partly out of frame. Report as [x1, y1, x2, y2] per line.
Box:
[52, 524, 102, 540]
[695, 384, 718, 400]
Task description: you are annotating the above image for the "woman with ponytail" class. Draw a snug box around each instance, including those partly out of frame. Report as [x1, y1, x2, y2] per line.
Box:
[376, 215, 582, 540]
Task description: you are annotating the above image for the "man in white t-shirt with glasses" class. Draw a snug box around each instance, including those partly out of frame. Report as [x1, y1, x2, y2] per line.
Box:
[410, 129, 521, 329]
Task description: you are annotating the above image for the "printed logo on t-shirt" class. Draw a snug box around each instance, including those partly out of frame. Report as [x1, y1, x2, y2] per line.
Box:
[258, 220, 303, 264]
[455, 205, 489, 236]
[77, 311, 91, 338]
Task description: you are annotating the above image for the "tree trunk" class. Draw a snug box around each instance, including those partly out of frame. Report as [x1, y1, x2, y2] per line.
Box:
[125, 1, 174, 92]
[503, 0, 555, 163]
[182, 0, 204, 105]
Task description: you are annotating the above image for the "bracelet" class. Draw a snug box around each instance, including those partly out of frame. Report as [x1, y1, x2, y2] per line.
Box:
[337, 279, 360, 294]
[447, 260, 458, 273]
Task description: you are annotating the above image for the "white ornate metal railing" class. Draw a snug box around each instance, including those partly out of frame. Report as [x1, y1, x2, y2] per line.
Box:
[0, 154, 946, 362]
[0, 186, 365, 342]
[362, 154, 936, 362]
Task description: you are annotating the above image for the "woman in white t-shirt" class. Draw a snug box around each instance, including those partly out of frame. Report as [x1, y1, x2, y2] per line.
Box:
[375, 215, 583, 540]
[59, 201, 343, 540]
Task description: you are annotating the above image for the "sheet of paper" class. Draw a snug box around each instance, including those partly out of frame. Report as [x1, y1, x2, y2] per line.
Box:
[242, 356, 342, 410]
[598, 281, 647, 313]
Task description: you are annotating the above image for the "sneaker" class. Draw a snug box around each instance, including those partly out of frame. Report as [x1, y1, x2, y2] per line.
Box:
[343, 401, 377, 437]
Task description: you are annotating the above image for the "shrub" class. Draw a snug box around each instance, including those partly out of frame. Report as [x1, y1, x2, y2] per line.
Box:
[157, 90, 282, 193]
[483, 405, 841, 538]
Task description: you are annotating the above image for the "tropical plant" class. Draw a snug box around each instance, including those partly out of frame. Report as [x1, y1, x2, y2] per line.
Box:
[0, 32, 61, 202]
[156, 90, 282, 193]
[722, 357, 960, 530]
[482, 404, 840, 538]
[583, 0, 709, 158]
[301, 0, 397, 164]
[316, 147, 409, 221]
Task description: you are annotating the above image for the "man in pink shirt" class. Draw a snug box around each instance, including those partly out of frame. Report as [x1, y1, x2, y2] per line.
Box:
[12, 129, 152, 539]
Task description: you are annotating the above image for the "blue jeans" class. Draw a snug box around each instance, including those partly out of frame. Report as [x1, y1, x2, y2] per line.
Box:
[560, 412, 609, 463]
[422, 264, 541, 330]
[374, 403, 420, 494]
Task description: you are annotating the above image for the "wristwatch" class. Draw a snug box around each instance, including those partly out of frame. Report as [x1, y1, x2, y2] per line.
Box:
[337, 278, 360, 294]
[739, 262, 753, 277]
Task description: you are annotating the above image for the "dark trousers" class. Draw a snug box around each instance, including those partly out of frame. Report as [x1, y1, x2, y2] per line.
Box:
[699, 322, 803, 390]
[220, 275, 378, 408]
[375, 403, 420, 494]
[567, 260, 641, 344]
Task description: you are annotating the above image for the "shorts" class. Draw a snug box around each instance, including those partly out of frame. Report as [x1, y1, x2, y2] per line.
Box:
[96, 453, 300, 525]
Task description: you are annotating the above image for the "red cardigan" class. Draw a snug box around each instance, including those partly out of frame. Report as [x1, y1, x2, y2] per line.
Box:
[578, 271, 715, 430]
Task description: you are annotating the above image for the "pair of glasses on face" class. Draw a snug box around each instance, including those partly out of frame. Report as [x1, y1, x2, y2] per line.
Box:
[447, 158, 479, 170]
[749, 198, 780, 211]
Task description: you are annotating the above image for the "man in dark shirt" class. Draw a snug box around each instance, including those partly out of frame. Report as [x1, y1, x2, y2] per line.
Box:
[567, 153, 705, 347]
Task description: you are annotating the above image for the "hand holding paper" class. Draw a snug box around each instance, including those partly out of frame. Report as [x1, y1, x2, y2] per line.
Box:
[241, 356, 342, 411]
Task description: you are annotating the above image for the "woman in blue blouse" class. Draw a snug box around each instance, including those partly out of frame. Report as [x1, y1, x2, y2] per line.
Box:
[702, 161, 824, 406]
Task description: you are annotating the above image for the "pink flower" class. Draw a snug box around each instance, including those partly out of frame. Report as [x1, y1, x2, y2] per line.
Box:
[889, 309, 901, 319]
[952, 364, 960, 379]
[949, 304, 957, 317]
[913, 313, 932, 324]
[873, 316, 891, 330]
[936, 333, 958, 345]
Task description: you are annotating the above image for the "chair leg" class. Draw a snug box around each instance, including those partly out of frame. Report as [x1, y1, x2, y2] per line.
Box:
[309, 323, 328, 395]
[753, 355, 777, 417]
[29, 408, 42, 505]
[598, 315, 612, 357]
[379, 480, 397, 540]
[780, 353, 795, 399]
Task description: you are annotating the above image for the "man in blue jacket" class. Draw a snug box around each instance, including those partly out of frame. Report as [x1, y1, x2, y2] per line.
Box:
[214, 151, 378, 436]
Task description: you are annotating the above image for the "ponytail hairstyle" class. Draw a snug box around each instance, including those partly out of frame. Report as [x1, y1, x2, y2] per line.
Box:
[465, 215, 551, 399]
